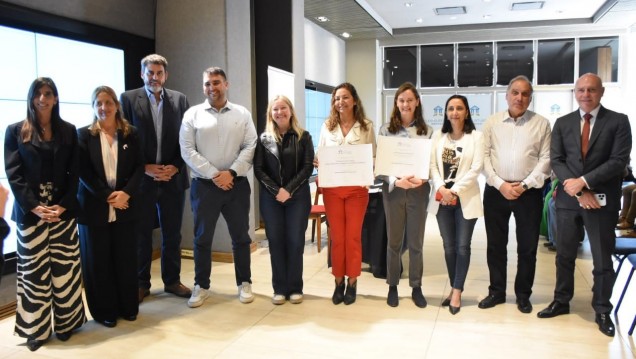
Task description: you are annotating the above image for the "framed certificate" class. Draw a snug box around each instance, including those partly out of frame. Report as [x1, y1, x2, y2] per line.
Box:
[317, 144, 374, 188]
[374, 136, 431, 179]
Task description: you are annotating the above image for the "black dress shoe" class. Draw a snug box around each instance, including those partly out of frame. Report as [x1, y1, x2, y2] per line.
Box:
[26, 339, 44, 352]
[122, 315, 137, 321]
[344, 280, 357, 305]
[516, 298, 533, 314]
[441, 297, 451, 307]
[411, 287, 427, 308]
[387, 285, 398, 307]
[332, 280, 345, 305]
[138, 287, 150, 303]
[595, 312, 615, 337]
[55, 331, 72, 341]
[97, 318, 117, 328]
[478, 294, 505, 309]
[537, 300, 570, 318]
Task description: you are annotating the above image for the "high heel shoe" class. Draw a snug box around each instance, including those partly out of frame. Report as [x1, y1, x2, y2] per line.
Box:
[441, 297, 451, 307]
[449, 305, 460, 315]
[26, 339, 44, 351]
[344, 279, 357, 305]
[332, 280, 345, 305]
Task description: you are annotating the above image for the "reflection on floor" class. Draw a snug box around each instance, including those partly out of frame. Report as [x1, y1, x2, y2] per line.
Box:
[0, 216, 635, 358]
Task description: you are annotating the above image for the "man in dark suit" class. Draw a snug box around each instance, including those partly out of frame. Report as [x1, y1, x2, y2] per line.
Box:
[120, 54, 191, 302]
[538, 73, 631, 337]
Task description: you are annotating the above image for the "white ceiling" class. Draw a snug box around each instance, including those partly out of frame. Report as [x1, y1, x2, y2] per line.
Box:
[305, 0, 636, 40]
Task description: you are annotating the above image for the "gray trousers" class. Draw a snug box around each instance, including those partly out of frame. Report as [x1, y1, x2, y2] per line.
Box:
[382, 182, 430, 287]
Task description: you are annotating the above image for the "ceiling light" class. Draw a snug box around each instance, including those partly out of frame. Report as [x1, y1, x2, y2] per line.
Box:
[511, 2, 545, 11]
[341, 32, 351, 38]
[404, 2, 413, 7]
[435, 6, 467, 15]
[416, 18, 423, 23]
[450, 16, 457, 20]
[394, 66, 399, 69]
[315, 16, 329, 22]
[483, 14, 491, 19]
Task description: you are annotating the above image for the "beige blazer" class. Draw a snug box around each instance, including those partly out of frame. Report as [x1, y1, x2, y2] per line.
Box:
[428, 129, 484, 219]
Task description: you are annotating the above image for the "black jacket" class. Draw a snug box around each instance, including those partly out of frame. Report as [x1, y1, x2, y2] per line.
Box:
[4, 119, 79, 225]
[254, 130, 314, 196]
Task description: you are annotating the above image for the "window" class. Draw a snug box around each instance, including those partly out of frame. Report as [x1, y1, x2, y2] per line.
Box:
[458, 42, 493, 87]
[497, 40, 533, 85]
[383, 46, 417, 89]
[305, 81, 333, 174]
[538, 39, 574, 85]
[579, 36, 618, 82]
[420, 44, 454, 87]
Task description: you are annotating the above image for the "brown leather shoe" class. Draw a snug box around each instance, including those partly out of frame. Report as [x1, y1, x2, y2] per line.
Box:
[138, 288, 150, 303]
[164, 282, 192, 298]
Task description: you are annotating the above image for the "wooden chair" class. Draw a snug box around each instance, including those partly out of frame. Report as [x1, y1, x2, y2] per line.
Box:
[308, 181, 329, 252]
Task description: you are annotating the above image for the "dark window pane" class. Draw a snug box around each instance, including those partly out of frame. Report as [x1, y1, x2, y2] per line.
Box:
[496, 41, 533, 85]
[538, 39, 574, 85]
[420, 44, 454, 87]
[457, 42, 493, 87]
[579, 36, 618, 82]
[383, 46, 417, 89]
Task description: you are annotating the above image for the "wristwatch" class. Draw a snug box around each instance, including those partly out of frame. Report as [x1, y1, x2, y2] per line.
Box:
[521, 182, 528, 191]
[575, 191, 583, 198]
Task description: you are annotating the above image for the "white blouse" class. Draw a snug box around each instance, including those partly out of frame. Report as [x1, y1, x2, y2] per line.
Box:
[99, 130, 118, 222]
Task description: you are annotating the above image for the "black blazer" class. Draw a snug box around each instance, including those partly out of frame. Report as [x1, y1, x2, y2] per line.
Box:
[120, 87, 190, 191]
[254, 131, 314, 196]
[551, 106, 632, 212]
[4, 120, 79, 225]
[77, 125, 144, 225]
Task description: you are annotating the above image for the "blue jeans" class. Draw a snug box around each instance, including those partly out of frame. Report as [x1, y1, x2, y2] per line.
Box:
[436, 200, 477, 291]
[260, 184, 311, 296]
[191, 178, 252, 288]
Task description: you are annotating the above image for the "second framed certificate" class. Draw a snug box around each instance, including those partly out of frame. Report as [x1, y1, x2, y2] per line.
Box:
[374, 136, 431, 179]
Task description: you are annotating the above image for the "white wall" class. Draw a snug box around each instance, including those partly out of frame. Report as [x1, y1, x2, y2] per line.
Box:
[304, 19, 345, 87]
[346, 39, 381, 129]
[2, 0, 155, 38]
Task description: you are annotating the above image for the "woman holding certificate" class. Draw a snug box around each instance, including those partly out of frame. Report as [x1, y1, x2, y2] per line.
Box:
[254, 95, 314, 305]
[378, 82, 432, 308]
[428, 95, 484, 315]
[316, 82, 376, 305]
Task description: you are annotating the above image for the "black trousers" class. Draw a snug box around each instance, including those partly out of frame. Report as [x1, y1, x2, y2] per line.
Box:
[79, 221, 138, 322]
[554, 208, 616, 313]
[483, 185, 543, 300]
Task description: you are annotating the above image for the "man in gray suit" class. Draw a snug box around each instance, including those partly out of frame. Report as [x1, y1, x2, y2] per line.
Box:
[538, 73, 631, 337]
[120, 54, 191, 303]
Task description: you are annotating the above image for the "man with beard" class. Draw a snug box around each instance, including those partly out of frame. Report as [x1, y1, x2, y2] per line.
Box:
[120, 54, 191, 303]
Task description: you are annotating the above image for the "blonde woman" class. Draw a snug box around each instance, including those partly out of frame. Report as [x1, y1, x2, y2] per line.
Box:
[254, 95, 314, 304]
[77, 86, 144, 328]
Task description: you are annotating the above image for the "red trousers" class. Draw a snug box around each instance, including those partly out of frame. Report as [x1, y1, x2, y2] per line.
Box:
[322, 186, 369, 278]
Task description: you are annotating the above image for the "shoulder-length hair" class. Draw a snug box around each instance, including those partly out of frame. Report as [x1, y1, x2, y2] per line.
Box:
[20, 77, 63, 143]
[88, 86, 132, 137]
[325, 82, 369, 132]
[264, 95, 304, 142]
[387, 82, 429, 136]
[441, 95, 476, 134]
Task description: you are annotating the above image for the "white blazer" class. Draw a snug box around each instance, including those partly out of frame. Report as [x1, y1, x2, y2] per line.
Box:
[427, 129, 484, 219]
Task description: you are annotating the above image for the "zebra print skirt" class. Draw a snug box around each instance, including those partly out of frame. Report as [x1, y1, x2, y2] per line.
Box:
[14, 218, 86, 340]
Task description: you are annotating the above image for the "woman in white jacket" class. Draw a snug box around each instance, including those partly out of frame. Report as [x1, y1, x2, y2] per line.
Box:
[428, 94, 484, 315]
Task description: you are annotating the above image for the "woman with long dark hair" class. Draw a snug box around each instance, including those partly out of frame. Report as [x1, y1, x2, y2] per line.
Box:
[428, 95, 484, 315]
[4, 77, 86, 351]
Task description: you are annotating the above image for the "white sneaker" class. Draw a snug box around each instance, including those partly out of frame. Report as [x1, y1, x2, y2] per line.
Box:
[187, 285, 209, 308]
[289, 293, 303, 304]
[238, 282, 255, 303]
[272, 294, 286, 305]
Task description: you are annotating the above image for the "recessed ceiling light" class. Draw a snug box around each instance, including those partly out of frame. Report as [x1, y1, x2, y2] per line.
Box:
[404, 2, 413, 7]
[416, 18, 423, 23]
[483, 14, 491, 19]
[450, 16, 457, 20]
[341, 32, 351, 38]
[435, 6, 467, 15]
[511, 1, 545, 11]
[315, 16, 329, 22]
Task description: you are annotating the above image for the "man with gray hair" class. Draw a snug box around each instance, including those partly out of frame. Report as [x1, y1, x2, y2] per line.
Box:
[478, 75, 552, 314]
[120, 54, 191, 303]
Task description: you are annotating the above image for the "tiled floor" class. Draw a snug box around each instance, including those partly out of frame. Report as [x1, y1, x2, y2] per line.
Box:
[0, 216, 635, 358]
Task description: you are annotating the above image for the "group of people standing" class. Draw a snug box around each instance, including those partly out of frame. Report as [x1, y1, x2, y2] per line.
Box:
[2, 51, 629, 353]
